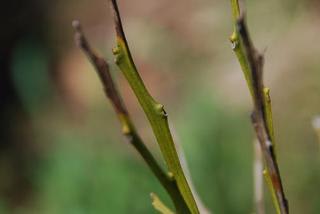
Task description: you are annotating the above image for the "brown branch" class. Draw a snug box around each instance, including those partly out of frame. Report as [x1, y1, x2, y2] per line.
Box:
[236, 15, 289, 214]
[72, 20, 126, 115]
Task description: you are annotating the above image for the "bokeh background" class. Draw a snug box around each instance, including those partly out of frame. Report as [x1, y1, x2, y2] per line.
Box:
[1, 0, 320, 213]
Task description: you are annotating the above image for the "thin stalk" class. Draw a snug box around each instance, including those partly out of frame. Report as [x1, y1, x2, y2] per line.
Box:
[107, 0, 199, 213]
[72, 21, 190, 213]
[229, 1, 289, 213]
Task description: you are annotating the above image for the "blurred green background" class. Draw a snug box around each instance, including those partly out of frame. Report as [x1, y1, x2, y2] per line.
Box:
[0, 0, 320, 213]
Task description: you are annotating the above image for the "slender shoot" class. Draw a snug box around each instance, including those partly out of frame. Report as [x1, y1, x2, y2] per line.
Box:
[229, 1, 289, 213]
[107, 0, 200, 213]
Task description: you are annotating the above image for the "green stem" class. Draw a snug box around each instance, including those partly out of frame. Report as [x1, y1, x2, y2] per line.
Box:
[108, 0, 199, 213]
[229, 0, 254, 97]
[126, 119, 191, 213]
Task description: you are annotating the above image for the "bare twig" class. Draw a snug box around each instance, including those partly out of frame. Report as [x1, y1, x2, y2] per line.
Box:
[232, 14, 289, 214]
[237, 16, 288, 213]
[72, 20, 126, 116]
[72, 20, 190, 213]
[229, 1, 289, 212]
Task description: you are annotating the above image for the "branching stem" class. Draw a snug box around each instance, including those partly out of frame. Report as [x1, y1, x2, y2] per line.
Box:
[229, 1, 289, 213]
[72, 20, 190, 213]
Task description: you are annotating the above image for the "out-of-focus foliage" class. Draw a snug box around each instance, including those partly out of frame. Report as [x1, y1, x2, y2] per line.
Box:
[1, 0, 320, 213]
